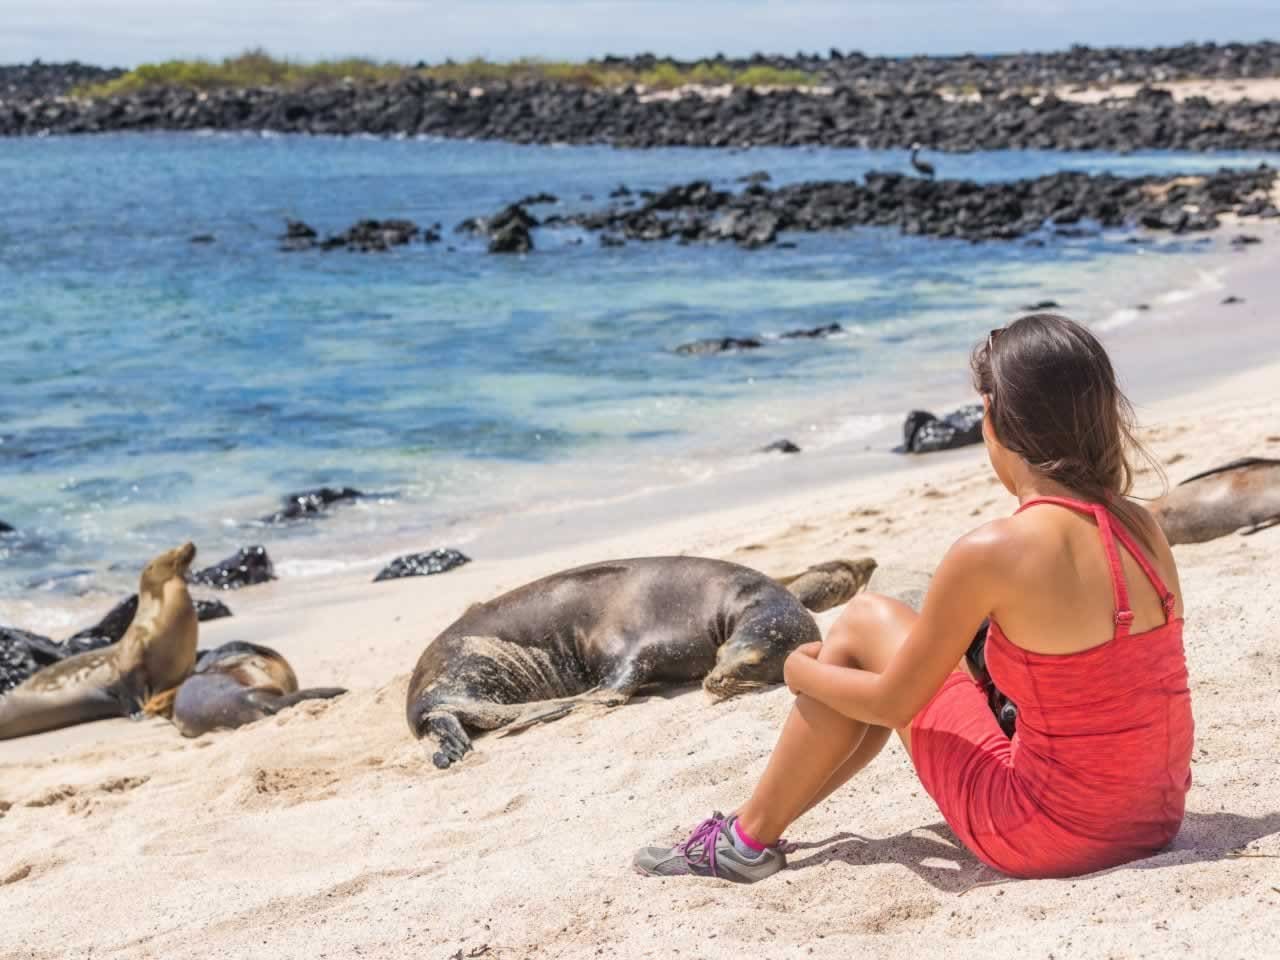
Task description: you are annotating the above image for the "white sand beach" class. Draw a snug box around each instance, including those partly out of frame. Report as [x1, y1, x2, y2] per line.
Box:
[3, 261, 1280, 959]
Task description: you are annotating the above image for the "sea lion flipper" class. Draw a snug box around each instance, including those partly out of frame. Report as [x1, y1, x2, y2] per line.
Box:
[246, 687, 347, 715]
[498, 702, 576, 737]
[1241, 515, 1280, 536]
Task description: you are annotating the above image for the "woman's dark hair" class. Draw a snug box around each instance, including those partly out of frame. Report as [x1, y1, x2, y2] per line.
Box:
[971, 313, 1164, 551]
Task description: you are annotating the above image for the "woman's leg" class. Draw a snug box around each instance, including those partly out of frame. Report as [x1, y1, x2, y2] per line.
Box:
[734, 593, 919, 845]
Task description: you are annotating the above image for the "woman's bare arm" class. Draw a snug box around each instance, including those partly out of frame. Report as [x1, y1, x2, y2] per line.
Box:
[783, 522, 1014, 728]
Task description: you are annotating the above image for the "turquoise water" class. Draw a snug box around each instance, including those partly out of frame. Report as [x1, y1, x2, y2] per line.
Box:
[1, 134, 1275, 600]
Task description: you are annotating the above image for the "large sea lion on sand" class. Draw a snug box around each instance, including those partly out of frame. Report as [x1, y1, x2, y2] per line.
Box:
[149, 641, 346, 738]
[406, 557, 824, 769]
[0, 543, 199, 740]
[1153, 457, 1280, 545]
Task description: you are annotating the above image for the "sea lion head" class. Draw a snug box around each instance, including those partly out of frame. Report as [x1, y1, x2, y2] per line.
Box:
[140, 542, 197, 591]
[703, 619, 803, 702]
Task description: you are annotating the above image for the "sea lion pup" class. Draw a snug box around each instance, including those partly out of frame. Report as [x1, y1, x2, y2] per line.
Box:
[1152, 457, 1280, 545]
[406, 557, 821, 769]
[0, 543, 199, 740]
[776, 558, 877, 612]
[152, 642, 346, 738]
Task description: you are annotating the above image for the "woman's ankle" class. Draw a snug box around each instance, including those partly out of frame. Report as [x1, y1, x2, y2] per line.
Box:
[735, 805, 784, 847]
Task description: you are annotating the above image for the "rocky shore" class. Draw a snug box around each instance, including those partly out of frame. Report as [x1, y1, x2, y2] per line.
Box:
[4, 53, 1280, 151]
[490, 166, 1277, 248]
[615, 41, 1280, 92]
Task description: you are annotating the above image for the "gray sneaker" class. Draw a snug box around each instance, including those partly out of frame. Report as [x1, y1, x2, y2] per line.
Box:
[633, 814, 786, 883]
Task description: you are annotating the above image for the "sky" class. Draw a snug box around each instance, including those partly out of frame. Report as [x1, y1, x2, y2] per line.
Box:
[5, 1, 1280, 67]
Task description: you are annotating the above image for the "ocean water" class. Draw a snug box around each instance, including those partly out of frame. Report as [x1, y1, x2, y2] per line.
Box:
[2, 133, 1276, 610]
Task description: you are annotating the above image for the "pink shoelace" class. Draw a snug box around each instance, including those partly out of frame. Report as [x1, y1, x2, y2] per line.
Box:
[679, 816, 727, 875]
[678, 816, 789, 875]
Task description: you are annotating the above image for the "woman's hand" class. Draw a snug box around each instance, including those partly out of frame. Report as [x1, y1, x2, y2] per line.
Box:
[784, 642, 821, 695]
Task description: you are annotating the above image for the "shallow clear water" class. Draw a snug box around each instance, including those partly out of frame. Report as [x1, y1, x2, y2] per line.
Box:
[1, 133, 1276, 604]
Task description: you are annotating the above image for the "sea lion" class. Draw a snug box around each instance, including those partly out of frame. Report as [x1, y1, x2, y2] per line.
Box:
[776, 558, 877, 612]
[1152, 457, 1280, 545]
[0, 543, 199, 740]
[155, 641, 346, 738]
[406, 557, 821, 769]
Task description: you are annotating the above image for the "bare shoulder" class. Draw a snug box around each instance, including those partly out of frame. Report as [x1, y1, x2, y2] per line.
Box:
[940, 517, 1034, 584]
[951, 516, 1036, 561]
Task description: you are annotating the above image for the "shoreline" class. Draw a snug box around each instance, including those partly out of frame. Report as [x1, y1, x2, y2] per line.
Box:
[4, 218, 1278, 637]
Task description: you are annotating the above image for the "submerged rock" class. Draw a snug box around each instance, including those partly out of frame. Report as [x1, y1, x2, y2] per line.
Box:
[323, 219, 419, 252]
[261, 486, 363, 524]
[675, 336, 765, 356]
[903, 404, 985, 454]
[489, 222, 533, 254]
[189, 546, 276, 590]
[280, 219, 318, 251]
[374, 548, 471, 583]
[0, 521, 13, 534]
[779, 323, 843, 339]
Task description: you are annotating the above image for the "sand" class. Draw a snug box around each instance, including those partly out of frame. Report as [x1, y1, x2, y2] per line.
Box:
[4, 288, 1280, 958]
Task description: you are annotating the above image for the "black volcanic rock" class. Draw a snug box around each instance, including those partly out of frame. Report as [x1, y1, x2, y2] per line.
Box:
[0, 521, 13, 534]
[67, 594, 139, 646]
[373, 548, 471, 582]
[0, 626, 63, 693]
[319, 219, 419, 252]
[280, 219, 318, 251]
[189, 546, 276, 590]
[903, 404, 985, 454]
[489, 221, 533, 254]
[675, 336, 765, 355]
[761, 439, 802, 454]
[780, 323, 843, 339]
[9, 47, 1280, 153]
[195, 598, 233, 622]
[261, 486, 363, 524]
[545, 166, 1276, 249]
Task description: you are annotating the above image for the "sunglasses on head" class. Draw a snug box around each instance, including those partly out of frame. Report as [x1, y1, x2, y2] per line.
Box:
[987, 327, 1004, 352]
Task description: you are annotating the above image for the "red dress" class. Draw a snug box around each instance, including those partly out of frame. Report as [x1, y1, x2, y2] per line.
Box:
[909, 496, 1195, 879]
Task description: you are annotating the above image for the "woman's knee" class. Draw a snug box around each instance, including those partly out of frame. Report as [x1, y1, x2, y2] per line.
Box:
[824, 592, 915, 670]
[837, 592, 909, 634]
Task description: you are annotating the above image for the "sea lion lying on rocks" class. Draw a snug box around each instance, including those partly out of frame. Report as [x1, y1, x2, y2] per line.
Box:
[145, 641, 346, 738]
[0, 544, 198, 740]
[1153, 457, 1280, 545]
[406, 557, 823, 769]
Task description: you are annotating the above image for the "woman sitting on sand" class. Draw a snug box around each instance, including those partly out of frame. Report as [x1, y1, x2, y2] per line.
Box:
[636, 313, 1193, 882]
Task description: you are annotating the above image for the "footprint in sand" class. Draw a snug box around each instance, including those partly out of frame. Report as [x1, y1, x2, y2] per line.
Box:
[2, 864, 33, 886]
[240, 767, 341, 808]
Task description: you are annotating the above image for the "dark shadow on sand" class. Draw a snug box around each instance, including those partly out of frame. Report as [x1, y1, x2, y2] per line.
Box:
[787, 810, 1280, 892]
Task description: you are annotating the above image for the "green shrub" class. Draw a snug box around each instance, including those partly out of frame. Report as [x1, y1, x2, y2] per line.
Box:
[74, 51, 817, 98]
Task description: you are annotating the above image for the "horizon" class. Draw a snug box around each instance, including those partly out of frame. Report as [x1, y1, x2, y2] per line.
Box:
[5, 1, 1280, 69]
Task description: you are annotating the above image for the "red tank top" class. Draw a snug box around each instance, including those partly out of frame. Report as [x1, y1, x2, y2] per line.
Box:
[985, 496, 1194, 863]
